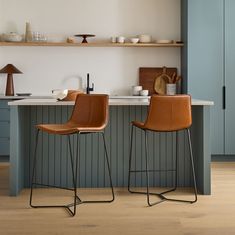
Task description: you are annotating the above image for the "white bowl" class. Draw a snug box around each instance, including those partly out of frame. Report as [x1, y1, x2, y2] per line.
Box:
[51, 89, 68, 100]
[2, 32, 22, 42]
[140, 90, 149, 96]
[130, 38, 139, 44]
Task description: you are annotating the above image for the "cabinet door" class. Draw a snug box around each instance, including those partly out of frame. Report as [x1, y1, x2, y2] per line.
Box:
[187, 0, 224, 154]
[0, 101, 10, 156]
[225, 0, 235, 154]
[0, 138, 9, 155]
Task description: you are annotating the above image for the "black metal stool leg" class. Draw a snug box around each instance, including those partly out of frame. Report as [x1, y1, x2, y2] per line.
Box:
[128, 124, 134, 193]
[158, 129, 198, 203]
[65, 134, 83, 216]
[82, 132, 115, 203]
[29, 131, 82, 217]
[187, 128, 198, 203]
[128, 127, 164, 205]
[145, 130, 150, 205]
[29, 129, 40, 207]
[102, 132, 115, 202]
[145, 130, 165, 206]
[175, 131, 179, 190]
[128, 128, 198, 206]
[159, 131, 178, 195]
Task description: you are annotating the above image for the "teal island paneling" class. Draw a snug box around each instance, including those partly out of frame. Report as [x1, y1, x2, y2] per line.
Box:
[10, 104, 211, 196]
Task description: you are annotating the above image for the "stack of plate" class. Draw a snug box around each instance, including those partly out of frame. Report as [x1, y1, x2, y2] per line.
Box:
[156, 39, 173, 44]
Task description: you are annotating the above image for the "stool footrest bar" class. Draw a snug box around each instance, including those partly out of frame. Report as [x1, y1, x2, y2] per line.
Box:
[31, 182, 74, 191]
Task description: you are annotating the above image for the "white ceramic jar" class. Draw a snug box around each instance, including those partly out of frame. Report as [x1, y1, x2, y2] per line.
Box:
[132, 86, 143, 96]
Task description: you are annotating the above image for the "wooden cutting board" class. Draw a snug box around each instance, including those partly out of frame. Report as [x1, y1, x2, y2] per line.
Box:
[139, 67, 177, 95]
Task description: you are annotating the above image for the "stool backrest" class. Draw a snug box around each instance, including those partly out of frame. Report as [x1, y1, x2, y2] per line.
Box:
[69, 94, 109, 129]
[144, 95, 192, 132]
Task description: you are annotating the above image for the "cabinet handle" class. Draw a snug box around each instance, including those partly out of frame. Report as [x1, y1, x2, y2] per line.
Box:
[223, 86, 226, 110]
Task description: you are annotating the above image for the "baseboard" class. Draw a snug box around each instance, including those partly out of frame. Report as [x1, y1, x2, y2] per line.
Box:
[2, 154, 235, 163]
[212, 155, 235, 162]
[0, 155, 9, 162]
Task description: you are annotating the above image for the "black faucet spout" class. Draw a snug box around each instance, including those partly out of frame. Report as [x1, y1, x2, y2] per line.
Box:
[86, 73, 94, 94]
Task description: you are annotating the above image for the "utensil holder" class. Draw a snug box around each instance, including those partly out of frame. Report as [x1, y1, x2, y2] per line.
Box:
[166, 84, 176, 95]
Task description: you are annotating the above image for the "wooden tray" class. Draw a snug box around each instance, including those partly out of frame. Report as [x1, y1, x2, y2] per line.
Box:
[139, 67, 177, 95]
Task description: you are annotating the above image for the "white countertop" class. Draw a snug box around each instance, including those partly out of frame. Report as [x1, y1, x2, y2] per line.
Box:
[0, 95, 52, 100]
[8, 97, 214, 106]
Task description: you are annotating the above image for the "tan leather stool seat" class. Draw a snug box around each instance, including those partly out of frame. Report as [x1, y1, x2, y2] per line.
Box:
[37, 123, 106, 135]
[37, 94, 108, 134]
[133, 95, 192, 132]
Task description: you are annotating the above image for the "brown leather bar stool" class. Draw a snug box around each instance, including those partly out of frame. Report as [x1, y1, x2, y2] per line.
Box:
[128, 95, 197, 206]
[29, 94, 114, 216]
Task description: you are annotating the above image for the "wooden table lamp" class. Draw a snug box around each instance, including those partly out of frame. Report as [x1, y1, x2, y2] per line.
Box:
[0, 64, 22, 96]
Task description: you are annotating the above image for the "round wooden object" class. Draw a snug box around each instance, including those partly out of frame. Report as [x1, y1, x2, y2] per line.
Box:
[154, 73, 171, 95]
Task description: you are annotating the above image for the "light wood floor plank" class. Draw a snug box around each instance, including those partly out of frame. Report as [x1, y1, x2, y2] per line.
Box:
[0, 162, 234, 235]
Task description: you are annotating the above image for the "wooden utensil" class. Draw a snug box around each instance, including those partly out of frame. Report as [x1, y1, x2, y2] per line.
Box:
[154, 75, 167, 95]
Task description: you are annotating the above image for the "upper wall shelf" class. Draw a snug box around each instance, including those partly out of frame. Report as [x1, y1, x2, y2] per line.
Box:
[0, 42, 184, 48]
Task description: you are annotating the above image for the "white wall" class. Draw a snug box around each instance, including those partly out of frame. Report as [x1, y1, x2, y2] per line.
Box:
[0, 0, 181, 95]
[0, 1, 3, 69]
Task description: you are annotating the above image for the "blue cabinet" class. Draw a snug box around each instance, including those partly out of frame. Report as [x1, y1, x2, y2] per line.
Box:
[0, 100, 10, 156]
[182, 0, 235, 155]
[225, 0, 235, 154]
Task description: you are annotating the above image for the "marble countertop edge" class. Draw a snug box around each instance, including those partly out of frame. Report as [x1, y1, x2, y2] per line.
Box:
[7, 98, 214, 106]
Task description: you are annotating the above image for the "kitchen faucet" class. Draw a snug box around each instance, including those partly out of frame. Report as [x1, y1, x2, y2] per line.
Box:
[86, 73, 94, 94]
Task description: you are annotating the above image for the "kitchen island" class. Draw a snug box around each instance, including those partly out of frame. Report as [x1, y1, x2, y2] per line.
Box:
[8, 97, 213, 196]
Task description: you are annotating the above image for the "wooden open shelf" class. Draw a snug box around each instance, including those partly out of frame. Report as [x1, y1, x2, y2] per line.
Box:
[0, 41, 184, 47]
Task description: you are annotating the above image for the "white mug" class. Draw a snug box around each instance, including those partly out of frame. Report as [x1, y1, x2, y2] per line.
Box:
[132, 86, 142, 96]
[117, 36, 125, 43]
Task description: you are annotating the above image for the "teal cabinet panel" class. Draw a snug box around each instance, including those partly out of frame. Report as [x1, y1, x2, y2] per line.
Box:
[0, 121, 10, 138]
[0, 138, 9, 155]
[0, 101, 8, 108]
[182, 0, 235, 155]
[225, 0, 235, 154]
[0, 108, 10, 121]
[186, 0, 224, 154]
[0, 100, 10, 155]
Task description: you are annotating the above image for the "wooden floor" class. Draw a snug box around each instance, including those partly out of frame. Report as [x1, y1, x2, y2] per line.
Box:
[0, 163, 235, 235]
